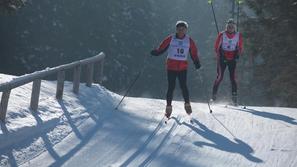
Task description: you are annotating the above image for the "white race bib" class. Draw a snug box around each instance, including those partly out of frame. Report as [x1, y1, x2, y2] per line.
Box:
[167, 35, 190, 61]
[222, 32, 239, 51]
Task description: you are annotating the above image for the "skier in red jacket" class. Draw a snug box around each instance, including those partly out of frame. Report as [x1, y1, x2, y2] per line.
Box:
[150, 20, 201, 118]
[211, 18, 243, 105]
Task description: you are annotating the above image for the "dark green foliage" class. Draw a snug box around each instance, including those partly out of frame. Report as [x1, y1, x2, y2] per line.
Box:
[0, 0, 25, 14]
[241, 0, 297, 107]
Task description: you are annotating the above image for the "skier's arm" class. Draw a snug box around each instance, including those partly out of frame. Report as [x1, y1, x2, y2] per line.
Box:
[214, 32, 223, 57]
[189, 37, 199, 62]
[151, 35, 172, 56]
[189, 38, 201, 69]
[238, 33, 243, 55]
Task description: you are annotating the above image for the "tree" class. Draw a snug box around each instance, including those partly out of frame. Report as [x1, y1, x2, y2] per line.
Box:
[0, 0, 26, 14]
[241, 0, 297, 107]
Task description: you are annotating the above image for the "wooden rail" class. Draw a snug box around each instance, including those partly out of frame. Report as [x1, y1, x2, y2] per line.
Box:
[0, 52, 105, 122]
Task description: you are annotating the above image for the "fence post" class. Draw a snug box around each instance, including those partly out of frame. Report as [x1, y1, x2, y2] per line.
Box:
[56, 71, 65, 99]
[73, 65, 81, 94]
[86, 63, 94, 87]
[30, 79, 41, 111]
[99, 59, 104, 84]
[0, 90, 11, 122]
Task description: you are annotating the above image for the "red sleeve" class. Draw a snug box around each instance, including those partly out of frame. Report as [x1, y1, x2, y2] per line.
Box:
[214, 32, 223, 55]
[238, 33, 243, 54]
[189, 37, 199, 62]
[155, 35, 172, 55]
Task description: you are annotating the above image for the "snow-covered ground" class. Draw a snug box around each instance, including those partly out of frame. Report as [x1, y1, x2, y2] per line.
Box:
[0, 73, 296, 167]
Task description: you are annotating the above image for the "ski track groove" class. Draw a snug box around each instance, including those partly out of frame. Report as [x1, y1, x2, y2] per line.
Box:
[170, 125, 192, 160]
[138, 118, 179, 167]
[119, 116, 166, 167]
[120, 115, 181, 167]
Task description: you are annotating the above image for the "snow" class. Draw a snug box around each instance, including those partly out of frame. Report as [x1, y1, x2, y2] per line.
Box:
[0, 73, 296, 167]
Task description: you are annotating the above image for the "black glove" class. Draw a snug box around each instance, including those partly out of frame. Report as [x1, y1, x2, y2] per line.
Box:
[234, 54, 239, 60]
[150, 49, 159, 56]
[234, 50, 240, 60]
[234, 46, 241, 60]
[194, 60, 201, 70]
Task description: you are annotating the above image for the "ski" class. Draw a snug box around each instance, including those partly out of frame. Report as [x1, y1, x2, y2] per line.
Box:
[165, 119, 169, 124]
[187, 113, 194, 124]
[190, 118, 194, 124]
[208, 99, 214, 113]
[165, 116, 171, 124]
[224, 104, 247, 110]
[165, 115, 193, 124]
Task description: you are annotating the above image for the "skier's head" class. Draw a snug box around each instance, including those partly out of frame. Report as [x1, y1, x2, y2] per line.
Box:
[176, 20, 188, 29]
[225, 18, 236, 33]
[175, 20, 188, 38]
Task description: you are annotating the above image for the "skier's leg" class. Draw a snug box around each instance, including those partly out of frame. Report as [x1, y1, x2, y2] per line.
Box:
[212, 58, 227, 100]
[228, 61, 238, 105]
[177, 70, 189, 104]
[166, 70, 177, 106]
[166, 70, 177, 117]
[177, 70, 192, 114]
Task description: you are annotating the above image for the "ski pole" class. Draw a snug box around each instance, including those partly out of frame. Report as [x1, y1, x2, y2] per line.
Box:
[114, 71, 142, 110]
[208, 0, 219, 34]
[197, 69, 213, 113]
[232, 0, 235, 19]
[236, 0, 243, 32]
[115, 55, 151, 110]
[211, 114, 236, 138]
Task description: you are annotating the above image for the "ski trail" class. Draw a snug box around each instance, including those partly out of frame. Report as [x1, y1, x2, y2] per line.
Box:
[119, 116, 166, 167]
[138, 118, 179, 167]
[119, 115, 181, 167]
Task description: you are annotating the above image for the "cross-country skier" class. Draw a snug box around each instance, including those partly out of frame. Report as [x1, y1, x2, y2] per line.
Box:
[150, 20, 201, 118]
[211, 18, 243, 105]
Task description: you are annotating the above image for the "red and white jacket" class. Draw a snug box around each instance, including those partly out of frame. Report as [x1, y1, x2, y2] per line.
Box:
[154, 34, 199, 71]
[214, 31, 243, 60]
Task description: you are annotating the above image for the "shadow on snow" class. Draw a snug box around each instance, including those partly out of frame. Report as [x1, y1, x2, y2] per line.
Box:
[183, 119, 263, 163]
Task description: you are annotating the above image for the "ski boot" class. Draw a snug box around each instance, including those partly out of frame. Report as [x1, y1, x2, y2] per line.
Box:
[232, 92, 238, 106]
[210, 94, 216, 103]
[165, 105, 172, 118]
[184, 103, 192, 115]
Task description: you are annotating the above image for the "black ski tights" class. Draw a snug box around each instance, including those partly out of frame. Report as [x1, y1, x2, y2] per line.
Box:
[166, 70, 189, 106]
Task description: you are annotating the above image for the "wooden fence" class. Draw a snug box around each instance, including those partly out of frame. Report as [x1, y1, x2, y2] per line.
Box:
[0, 52, 106, 122]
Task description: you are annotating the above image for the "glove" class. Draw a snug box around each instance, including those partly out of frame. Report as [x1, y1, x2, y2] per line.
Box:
[234, 54, 239, 60]
[150, 49, 159, 56]
[234, 49, 240, 60]
[234, 47, 241, 60]
[194, 60, 201, 70]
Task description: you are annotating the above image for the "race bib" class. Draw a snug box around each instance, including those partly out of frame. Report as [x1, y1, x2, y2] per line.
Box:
[167, 35, 190, 61]
[222, 32, 239, 51]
